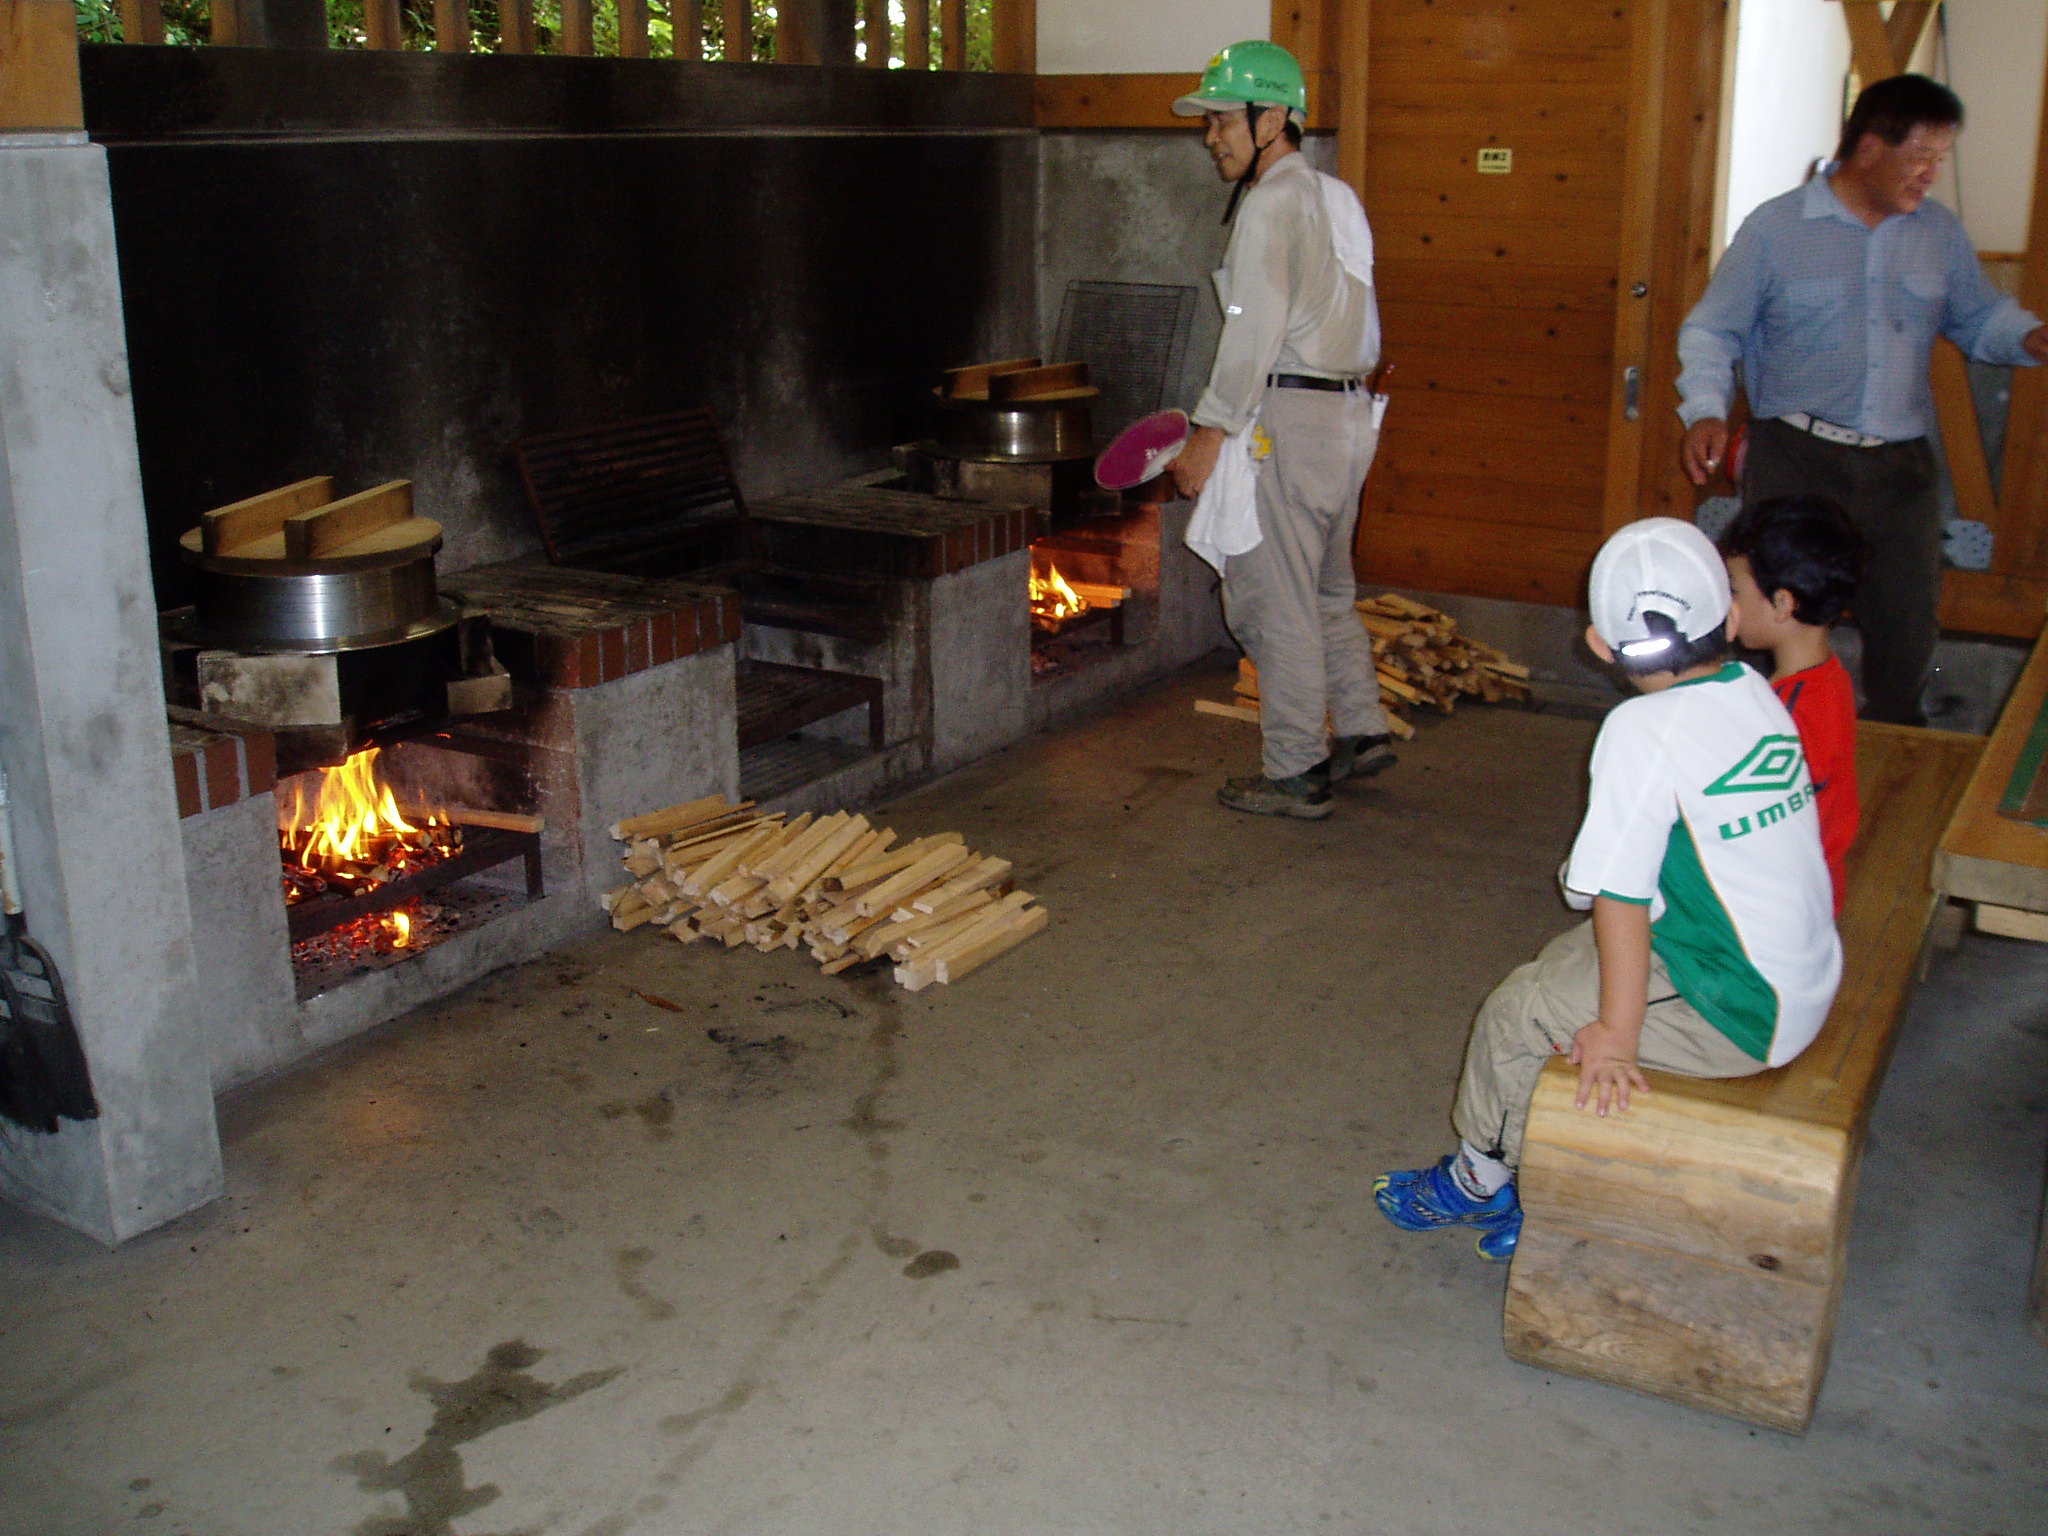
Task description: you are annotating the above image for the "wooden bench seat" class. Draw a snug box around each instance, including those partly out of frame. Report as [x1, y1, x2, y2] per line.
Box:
[1504, 721, 1982, 1432]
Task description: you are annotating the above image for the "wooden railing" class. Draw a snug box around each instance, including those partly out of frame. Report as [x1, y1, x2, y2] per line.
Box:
[99, 0, 1035, 68]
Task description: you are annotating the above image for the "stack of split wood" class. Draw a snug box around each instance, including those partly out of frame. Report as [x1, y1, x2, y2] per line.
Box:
[598, 796, 1047, 992]
[1201, 593, 1531, 738]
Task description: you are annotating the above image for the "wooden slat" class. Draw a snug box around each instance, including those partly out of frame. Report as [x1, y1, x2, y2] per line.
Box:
[862, 0, 887, 65]
[776, 0, 814, 65]
[500, 0, 535, 53]
[432, 0, 470, 51]
[1370, 35, 1630, 89]
[1389, 345, 1612, 404]
[1356, 511, 1601, 606]
[3, 0, 83, 129]
[559, 0, 593, 54]
[1936, 624, 2048, 910]
[117, 0, 165, 45]
[902, 0, 928, 68]
[938, 0, 964, 70]
[1335, 0, 1368, 193]
[364, 0, 403, 50]
[282, 480, 412, 560]
[1376, 258, 1618, 312]
[1370, 211, 1625, 268]
[1599, 0, 1670, 533]
[1381, 299, 1615, 359]
[720, 0, 749, 60]
[990, 0, 1031, 73]
[201, 476, 334, 556]
[208, 0, 239, 45]
[619, 0, 652, 58]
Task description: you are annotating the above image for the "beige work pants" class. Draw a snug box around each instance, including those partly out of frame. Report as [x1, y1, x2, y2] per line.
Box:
[1450, 920, 1768, 1169]
[1220, 386, 1389, 781]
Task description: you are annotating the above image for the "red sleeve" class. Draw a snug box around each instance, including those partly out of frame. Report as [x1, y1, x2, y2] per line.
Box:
[1774, 658, 1860, 914]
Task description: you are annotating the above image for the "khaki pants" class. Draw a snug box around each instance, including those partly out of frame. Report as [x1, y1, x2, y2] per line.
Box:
[1451, 920, 1767, 1169]
[1221, 387, 1389, 781]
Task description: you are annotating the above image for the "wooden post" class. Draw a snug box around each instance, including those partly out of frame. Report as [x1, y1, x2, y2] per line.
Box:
[902, 0, 928, 67]
[117, 0, 166, 45]
[720, 0, 749, 60]
[777, 0, 814, 64]
[499, 0, 533, 51]
[673, 0, 702, 59]
[1993, 41, 2048, 585]
[1, 0, 83, 128]
[364, 0, 403, 50]
[559, 0, 593, 54]
[1333, 0, 1367, 196]
[210, 0, 240, 44]
[938, 0, 963, 69]
[990, 0, 1032, 74]
[431, 0, 469, 51]
[861, 0, 887, 66]
[619, 0, 650, 57]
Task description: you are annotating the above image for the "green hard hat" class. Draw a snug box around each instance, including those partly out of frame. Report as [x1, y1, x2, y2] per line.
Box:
[1171, 40, 1309, 121]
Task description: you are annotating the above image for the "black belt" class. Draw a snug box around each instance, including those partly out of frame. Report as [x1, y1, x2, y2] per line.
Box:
[1267, 373, 1364, 392]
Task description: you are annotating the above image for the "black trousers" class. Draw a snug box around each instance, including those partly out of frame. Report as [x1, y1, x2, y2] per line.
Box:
[1742, 417, 1942, 727]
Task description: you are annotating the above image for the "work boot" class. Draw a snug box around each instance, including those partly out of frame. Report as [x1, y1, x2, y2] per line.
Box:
[1217, 773, 1333, 820]
[1327, 733, 1398, 783]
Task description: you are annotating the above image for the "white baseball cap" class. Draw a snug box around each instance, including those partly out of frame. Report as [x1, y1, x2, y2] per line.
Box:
[1588, 517, 1731, 662]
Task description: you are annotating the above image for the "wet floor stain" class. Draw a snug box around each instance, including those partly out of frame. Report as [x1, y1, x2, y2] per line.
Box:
[902, 1249, 960, 1280]
[872, 1230, 918, 1259]
[598, 1091, 675, 1139]
[706, 1026, 802, 1098]
[333, 1339, 623, 1536]
[617, 1247, 677, 1322]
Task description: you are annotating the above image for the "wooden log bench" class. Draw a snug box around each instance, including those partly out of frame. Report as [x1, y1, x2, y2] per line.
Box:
[1504, 721, 1983, 1432]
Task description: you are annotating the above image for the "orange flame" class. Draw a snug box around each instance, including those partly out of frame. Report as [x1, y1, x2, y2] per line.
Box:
[1030, 559, 1090, 625]
[387, 909, 412, 947]
[279, 747, 433, 866]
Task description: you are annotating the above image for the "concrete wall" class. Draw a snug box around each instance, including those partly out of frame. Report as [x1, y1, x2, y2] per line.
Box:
[80, 47, 1039, 610]
[1037, 0, 1267, 75]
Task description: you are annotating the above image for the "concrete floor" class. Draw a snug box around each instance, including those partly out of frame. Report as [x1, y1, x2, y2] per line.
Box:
[4, 657, 2046, 1536]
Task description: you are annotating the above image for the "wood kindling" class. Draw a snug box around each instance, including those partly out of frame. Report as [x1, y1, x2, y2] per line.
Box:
[606, 798, 1045, 988]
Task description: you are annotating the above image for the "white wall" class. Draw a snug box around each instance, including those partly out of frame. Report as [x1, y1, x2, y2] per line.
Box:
[1945, 0, 2046, 253]
[1036, 0, 1267, 76]
[1721, 0, 1852, 247]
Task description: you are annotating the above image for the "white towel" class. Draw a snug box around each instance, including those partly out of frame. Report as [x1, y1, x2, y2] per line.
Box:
[1184, 424, 1263, 576]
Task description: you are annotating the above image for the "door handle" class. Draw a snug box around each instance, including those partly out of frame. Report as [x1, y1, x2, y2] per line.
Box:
[1623, 365, 1642, 422]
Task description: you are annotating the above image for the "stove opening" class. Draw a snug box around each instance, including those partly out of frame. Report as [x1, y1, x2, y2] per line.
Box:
[278, 746, 542, 998]
[1029, 548, 1124, 678]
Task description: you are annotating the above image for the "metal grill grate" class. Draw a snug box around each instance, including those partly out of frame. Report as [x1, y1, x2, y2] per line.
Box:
[1053, 281, 1199, 441]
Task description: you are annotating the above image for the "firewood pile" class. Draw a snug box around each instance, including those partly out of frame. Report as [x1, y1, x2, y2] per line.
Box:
[1200, 593, 1531, 738]
[600, 796, 1046, 992]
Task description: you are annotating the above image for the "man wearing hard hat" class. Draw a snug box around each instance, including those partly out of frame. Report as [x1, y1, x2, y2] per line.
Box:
[1170, 40, 1395, 820]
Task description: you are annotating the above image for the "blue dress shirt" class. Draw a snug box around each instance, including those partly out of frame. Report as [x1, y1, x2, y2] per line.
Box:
[1677, 172, 2041, 441]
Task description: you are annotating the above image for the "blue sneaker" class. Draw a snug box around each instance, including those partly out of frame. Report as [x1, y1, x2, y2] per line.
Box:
[1374, 1156, 1522, 1262]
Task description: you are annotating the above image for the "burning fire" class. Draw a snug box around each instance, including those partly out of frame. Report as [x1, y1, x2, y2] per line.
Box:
[387, 909, 412, 948]
[1030, 559, 1090, 629]
[279, 747, 459, 906]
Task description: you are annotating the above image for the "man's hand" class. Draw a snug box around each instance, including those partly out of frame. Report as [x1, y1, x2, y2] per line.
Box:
[1170, 425, 1227, 501]
[1681, 418, 1729, 486]
[1569, 1018, 1650, 1117]
[2024, 324, 2048, 365]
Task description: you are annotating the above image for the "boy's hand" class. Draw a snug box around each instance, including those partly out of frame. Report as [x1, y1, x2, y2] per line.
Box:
[1569, 1019, 1650, 1116]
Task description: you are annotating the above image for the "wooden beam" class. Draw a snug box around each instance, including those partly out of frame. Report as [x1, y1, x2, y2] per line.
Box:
[1334, 0, 1367, 196]
[617, 0, 650, 56]
[990, 0, 1032, 74]
[1035, 70, 1335, 130]
[1, 0, 82, 129]
[209, 0, 240, 45]
[861, 0, 886, 65]
[499, 0, 535, 53]
[777, 0, 814, 64]
[902, 0, 928, 68]
[1932, 339, 1997, 525]
[719, 0, 748, 60]
[432, 0, 469, 51]
[364, 0, 403, 50]
[559, 0, 593, 54]
[117, 0, 165, 46]
[938, 0, 964, 70]
[1885, 0, 1937, 68]
[1839, 0, 1896, 86]
[1938, 569, 2048, 640]
[1994, 37, 2048, 582]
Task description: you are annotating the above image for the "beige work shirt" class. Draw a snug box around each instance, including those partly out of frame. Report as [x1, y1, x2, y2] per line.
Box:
[1192, 153, 1382, 436]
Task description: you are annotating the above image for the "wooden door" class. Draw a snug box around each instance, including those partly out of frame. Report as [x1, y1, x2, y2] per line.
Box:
[1353, 0, 1726, 607]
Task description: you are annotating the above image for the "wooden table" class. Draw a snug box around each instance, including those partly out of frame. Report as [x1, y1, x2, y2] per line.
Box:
[1932, 620, 2048, 1343]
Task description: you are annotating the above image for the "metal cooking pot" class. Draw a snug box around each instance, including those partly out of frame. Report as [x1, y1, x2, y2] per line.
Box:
[177, 523, 455, 653]
[931, 387, 1097, 462]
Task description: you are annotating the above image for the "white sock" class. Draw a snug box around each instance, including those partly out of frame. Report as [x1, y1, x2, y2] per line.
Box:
[1452, 1141, 1512, 1199]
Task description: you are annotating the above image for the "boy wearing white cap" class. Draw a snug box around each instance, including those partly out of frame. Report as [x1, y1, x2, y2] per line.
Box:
[1376, 518, 1841, 1260]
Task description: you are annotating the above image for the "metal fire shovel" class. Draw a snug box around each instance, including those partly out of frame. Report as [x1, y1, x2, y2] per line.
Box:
[0, 767, 97, 1133]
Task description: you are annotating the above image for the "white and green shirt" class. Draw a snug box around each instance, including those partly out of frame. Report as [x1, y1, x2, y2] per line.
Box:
[1563, 662, 1841, 1066]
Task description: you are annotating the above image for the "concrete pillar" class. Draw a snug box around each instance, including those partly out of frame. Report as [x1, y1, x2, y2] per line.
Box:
[0, 131, 222, 1244]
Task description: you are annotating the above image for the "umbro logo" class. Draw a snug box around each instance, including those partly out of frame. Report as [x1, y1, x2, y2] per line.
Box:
[1705, 735, 1807, 796]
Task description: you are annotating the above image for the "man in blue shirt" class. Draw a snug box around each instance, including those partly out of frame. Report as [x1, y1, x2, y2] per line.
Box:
[1677, 75, 2048, 725]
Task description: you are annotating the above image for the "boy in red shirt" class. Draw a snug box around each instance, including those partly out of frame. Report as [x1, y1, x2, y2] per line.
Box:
[1720, 495, 1867, 912]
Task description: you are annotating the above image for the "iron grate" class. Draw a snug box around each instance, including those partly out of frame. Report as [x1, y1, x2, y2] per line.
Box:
[1053, 280, 1200, 442]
